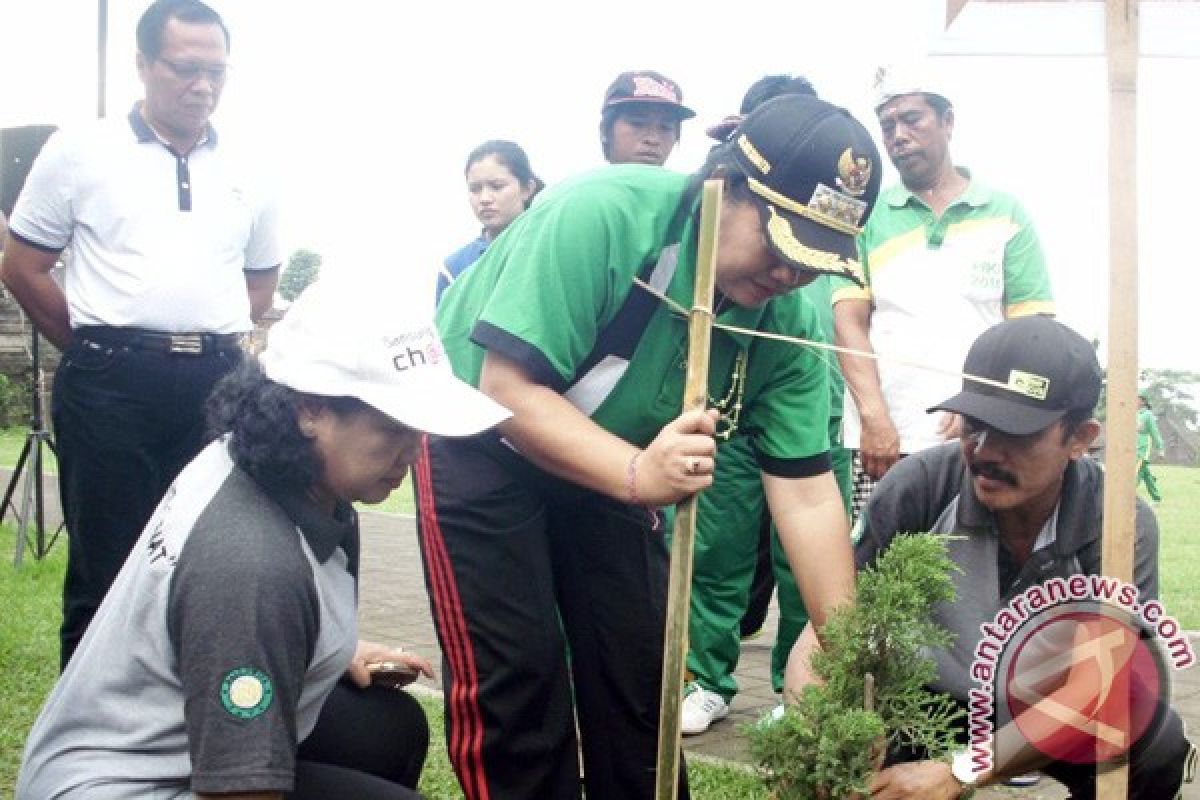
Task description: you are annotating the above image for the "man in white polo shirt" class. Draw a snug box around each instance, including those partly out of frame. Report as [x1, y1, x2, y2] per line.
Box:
[1, 0, 279, 667]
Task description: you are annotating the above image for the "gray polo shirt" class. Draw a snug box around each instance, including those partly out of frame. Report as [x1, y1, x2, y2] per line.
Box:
[17, 439, 359, 799]
[853, 443, 1159, 704]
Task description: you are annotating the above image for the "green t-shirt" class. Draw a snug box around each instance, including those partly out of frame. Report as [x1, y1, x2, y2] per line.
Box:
[798, 274, 845, 425]
[832, 172, 1055, 315]
[436, 166, 832, 476]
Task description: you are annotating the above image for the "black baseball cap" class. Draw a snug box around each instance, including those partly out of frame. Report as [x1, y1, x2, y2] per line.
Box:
[729, 94, 881, 285]
[929, 316, 1104, 435]
[602, 70, 696, 120]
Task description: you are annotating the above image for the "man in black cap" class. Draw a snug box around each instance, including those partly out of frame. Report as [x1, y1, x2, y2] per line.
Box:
[600, 69, 695, 166]
[787, 315, 1194, 799]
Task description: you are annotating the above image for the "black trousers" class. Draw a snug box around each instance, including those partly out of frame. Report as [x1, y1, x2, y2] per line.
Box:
[52, 337, 239, 667]
[291, 682, 429, 800]
[739, 511, 775, 638]
[415, 432, 690, 800]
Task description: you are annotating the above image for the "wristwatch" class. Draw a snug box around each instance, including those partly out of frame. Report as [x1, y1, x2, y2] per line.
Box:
[949, 750, 979, 798]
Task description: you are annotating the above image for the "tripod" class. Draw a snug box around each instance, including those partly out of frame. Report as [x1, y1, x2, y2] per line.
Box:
[4, 326, 62, 565]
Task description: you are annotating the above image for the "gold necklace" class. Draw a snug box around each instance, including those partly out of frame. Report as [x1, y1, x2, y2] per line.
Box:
[709, 350, 748, 441]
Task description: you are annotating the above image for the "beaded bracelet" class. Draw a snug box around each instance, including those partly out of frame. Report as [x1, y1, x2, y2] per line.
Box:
[626, 450, 644, 506]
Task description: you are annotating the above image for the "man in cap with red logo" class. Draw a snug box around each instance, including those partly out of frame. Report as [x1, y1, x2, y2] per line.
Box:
[600, 69, 696, 166]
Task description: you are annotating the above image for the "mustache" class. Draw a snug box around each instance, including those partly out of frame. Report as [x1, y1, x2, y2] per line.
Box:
[970, 462, 1018, 487]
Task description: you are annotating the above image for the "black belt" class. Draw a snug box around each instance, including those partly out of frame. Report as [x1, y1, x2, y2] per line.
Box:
[75, 326, 242, 356]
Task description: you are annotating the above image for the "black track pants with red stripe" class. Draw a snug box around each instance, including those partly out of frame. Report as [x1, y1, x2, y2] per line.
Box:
[415, 432, 690, 800]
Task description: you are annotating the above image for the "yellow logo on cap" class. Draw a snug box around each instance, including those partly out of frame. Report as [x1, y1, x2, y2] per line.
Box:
[737, 134, 771, 175]
[836, 148, 873, 197]
[1008, 369, 1049, 400]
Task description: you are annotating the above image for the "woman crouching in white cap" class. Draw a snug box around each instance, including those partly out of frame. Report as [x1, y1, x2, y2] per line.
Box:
[16, 280, 510, 800]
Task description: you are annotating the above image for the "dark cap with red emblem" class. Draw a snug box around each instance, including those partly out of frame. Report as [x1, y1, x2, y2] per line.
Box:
[729, 94, 881, 286]
[602, 70, 696, 120]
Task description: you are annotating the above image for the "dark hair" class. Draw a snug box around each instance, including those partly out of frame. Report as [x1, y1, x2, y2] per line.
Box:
[739, 74, 818, 114]
[705, 74, 819, 146]
[465, 140, 544, 207]
[1060, 407, 1095, 443]
[137, 0, 229, 59]
[669, 141, 756, 232]
[600, 105, 684, 162]
[207, 359, 365, 493]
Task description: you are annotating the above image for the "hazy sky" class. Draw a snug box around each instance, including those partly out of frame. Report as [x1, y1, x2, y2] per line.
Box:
[2, 0, 1196, 371]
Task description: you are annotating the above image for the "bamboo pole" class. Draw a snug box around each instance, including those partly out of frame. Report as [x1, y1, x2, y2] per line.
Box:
[655, 179, 723, 800]
[1098, 0, 1138, 797]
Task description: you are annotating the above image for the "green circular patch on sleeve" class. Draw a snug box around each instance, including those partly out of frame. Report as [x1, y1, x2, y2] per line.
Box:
[220, 667, 274, 720]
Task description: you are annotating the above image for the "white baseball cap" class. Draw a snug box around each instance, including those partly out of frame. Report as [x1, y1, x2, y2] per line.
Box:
[259, 279, 510, 437]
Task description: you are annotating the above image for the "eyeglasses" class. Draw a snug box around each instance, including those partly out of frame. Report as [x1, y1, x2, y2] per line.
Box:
[156, 57, 228, 84]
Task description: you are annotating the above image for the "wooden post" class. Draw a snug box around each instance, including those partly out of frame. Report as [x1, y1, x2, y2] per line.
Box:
[655, 179, 722, 800]
[1099, 0, 1138, 797]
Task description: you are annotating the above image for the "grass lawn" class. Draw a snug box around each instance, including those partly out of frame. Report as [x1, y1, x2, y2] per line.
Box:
[1151, 465, 1200, 629]
[0, 539, 63, 793]
[0, 427, 58, 475]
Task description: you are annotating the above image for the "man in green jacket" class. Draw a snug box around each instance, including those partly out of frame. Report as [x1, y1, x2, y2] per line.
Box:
[1137, 392, 1166, 503]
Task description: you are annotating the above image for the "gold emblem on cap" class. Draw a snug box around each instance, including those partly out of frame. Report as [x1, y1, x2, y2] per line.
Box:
[765, 206, 865, 284]
[810, 184, 868, 231]
[836, 148, 872, 197]
[1007, 369, 1049, 401]
[737, 134, 771, 175]
[749, 179, 865, 236]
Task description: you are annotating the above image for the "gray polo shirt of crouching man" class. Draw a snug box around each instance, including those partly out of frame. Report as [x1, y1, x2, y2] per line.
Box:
[17, 438, 360, 799]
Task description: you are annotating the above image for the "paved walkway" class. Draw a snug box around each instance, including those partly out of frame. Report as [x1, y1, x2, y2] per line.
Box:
[358, 510, 1200, 799]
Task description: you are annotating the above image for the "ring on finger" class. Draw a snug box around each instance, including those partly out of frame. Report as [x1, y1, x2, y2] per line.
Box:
[687, 457, 699, 475]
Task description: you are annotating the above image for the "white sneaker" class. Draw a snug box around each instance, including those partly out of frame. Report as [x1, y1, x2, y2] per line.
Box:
[681, 684, 730, 735]
[1004, 773, 1041, 787]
